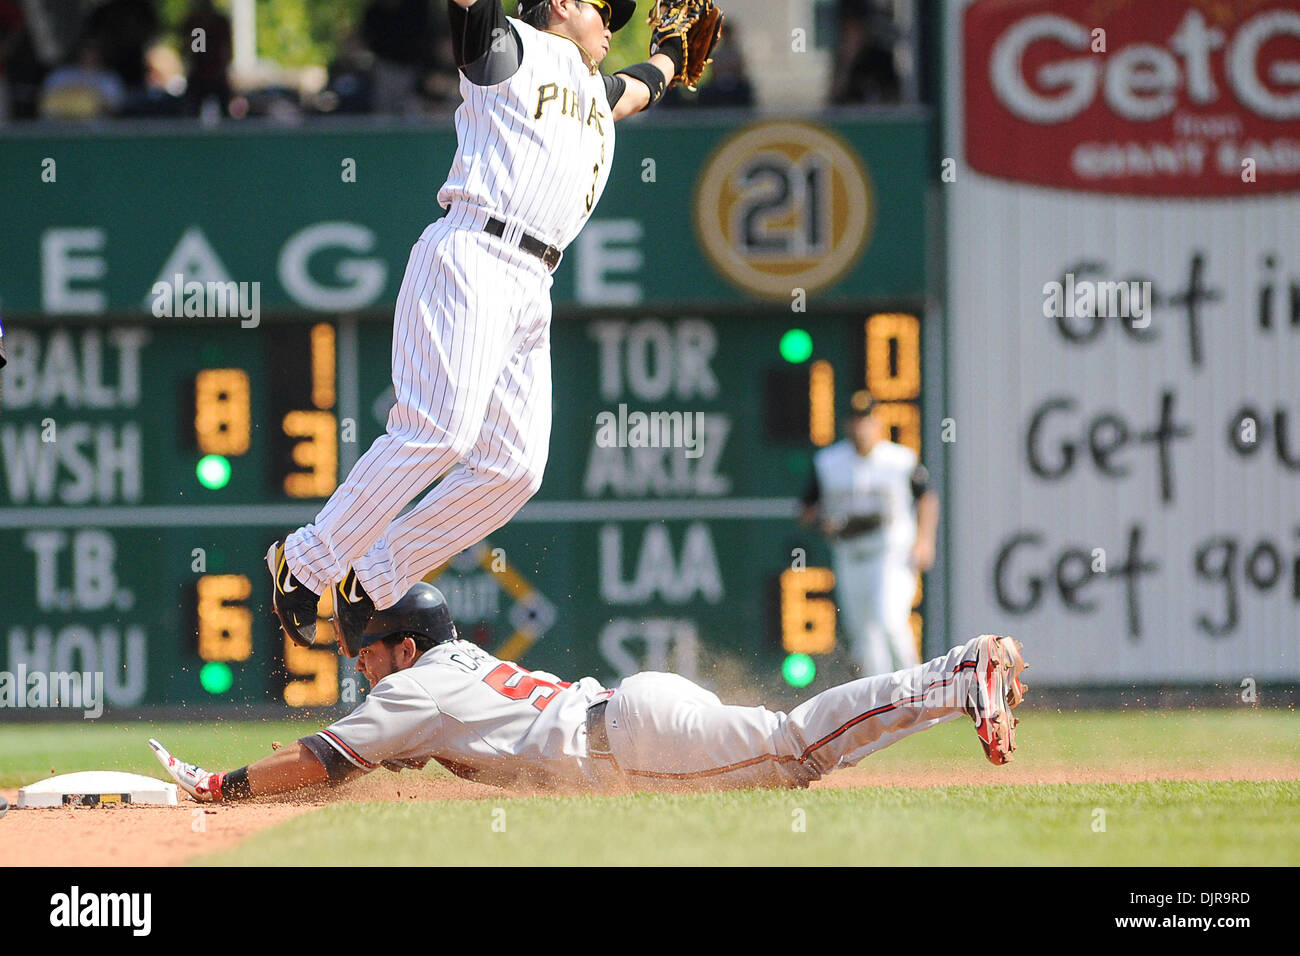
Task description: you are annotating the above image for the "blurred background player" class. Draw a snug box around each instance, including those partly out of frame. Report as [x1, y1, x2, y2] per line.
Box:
[802, 389, 938, 676]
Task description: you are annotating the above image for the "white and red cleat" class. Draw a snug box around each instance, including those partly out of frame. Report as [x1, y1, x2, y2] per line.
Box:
[967, 635, 1028, 765]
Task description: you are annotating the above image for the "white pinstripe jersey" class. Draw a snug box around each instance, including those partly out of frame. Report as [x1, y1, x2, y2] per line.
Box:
[316, 640, 612, 789]
[437, 18, 615, 251]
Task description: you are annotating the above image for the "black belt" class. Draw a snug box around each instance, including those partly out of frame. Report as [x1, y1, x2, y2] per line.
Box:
[484, 217, 562, 272]
[586, 699, 611, 754]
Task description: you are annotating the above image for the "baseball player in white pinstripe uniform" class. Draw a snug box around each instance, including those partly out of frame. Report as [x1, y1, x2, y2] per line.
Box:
[802, 391, 939, 676]
[151, 583, 1028, 803]
[268, 0, 689, 655]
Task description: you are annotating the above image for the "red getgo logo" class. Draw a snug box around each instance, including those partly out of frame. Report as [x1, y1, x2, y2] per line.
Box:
[964, 1, 1300, 195]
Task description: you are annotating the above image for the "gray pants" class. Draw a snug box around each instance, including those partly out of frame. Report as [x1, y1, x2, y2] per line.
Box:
[600, 637, 981, 791]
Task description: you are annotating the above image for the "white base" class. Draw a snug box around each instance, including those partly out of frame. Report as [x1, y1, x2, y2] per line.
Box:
[18, 771, 178, 808]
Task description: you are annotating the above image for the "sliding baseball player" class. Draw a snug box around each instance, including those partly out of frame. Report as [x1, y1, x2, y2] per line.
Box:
[268, 0, 723, 657]
[152, 583, 1027, 801]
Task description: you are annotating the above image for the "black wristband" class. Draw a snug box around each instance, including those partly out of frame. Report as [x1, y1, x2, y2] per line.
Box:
[620, 61, 670, 107]
[222, 766, 253, 801]
[653, 34, 685, 76]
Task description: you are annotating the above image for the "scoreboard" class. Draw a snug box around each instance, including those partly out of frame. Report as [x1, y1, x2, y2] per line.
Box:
[0, 309, 926, 711]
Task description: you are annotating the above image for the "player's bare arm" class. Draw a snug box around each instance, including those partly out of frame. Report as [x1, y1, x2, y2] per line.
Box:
[245, 742, 331, 794]
[611, 53, 675, 120]
[148, 738, 330, 802]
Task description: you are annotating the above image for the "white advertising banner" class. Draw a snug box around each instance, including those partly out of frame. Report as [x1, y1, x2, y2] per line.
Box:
[945, 0, 1300, 681]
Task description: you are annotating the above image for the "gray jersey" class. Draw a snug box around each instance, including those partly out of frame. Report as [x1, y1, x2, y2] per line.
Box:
[308, 641, 611, 790]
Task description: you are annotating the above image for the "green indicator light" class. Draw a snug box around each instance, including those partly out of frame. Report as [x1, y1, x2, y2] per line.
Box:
[779, 329, 813, 364]
[200, 661, 233, 695]
[196, 454, 231, 490]
[782, 653, 816, 688]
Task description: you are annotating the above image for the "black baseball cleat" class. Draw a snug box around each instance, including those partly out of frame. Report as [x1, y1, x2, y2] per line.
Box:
[334, 567, 376, 657]
[266, 540, 320, 647]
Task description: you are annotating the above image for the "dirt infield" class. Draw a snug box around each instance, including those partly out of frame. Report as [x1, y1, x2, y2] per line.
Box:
[0, 791, 313, 867]
[4, 763, 1297, 867]
[0, 775, 516, 866]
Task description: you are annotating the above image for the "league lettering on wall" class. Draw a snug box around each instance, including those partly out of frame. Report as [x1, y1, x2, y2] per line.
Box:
[945, 0, 1300, 682]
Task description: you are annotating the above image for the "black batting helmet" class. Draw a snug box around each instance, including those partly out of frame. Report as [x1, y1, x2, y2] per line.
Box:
[350, 583, 458, 657]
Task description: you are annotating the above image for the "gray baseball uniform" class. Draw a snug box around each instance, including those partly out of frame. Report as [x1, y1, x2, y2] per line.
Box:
[300, 636, 987, 793]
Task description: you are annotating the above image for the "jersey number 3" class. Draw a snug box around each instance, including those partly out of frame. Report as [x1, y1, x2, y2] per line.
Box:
[584, 163, 599, 213]
[482, 662, 571, 712]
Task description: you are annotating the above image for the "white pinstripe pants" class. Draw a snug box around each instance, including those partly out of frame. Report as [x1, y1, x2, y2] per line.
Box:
[833, 550, 921, 676]
[286, 215, 555, 608]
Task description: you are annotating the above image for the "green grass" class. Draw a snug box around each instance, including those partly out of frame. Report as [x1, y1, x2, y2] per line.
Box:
[192, 780, 1300, 866]
[3, 710, 1294, 790]
[3, 710, 1296, 865]
[0, 719, 322, 789]
[828, 708, 1300, 779]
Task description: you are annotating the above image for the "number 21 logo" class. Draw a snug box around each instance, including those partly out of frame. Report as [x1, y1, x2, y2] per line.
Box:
[695, 121, 873, 300]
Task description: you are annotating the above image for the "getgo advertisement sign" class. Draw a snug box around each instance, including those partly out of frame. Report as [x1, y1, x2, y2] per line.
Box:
[944, 0, 1300, 684]
[964, 0, 1300, 194]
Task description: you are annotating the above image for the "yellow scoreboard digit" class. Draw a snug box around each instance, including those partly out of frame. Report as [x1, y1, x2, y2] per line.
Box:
[282, 323, 339, 499]
[283, 634, 340, 707]
[282, 410, 338, 498]
[194, 369, 250, 456]
[866, 313, 922, 454]
[196, 574, 253, 662]
[779, 567, 837, 655]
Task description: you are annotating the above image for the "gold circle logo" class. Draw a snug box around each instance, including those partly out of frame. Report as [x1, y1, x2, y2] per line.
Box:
[694, 121, 873, 300]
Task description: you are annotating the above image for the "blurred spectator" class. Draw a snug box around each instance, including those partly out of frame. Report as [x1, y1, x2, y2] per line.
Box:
[124, 41, 189, 117]
[4, 0, 82, 119]
[831, 0, 902, 105]
[661, 20, 753, 110]
[146, 42, 185, 95]
[362, 0, 438, 114]
[38, 36, 125, 119]
[418, 10, 457, 110]
[0, 0, 23, 120]
[317, 29, 376, 115]
[85, 0, 159, 91]
[181, 0, 232, 117]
